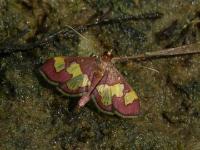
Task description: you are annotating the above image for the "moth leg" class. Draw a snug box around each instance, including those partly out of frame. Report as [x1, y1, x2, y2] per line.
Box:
[78, 70, 105, 108]
[78, 94, 91, 108]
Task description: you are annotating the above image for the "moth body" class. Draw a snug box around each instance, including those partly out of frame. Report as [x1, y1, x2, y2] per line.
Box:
[40, 52, 140, 117]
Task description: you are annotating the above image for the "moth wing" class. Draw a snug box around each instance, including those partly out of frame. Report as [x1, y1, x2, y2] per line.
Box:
[40, 56, 71, 85]
[92, 75, 114, 115]
[92, 64, 140, 117]
[112, 79, 140, 118]
[40, 56, 98, 96]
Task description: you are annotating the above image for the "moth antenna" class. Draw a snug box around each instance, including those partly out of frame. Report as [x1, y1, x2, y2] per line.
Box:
[138, 65, 159, 73]
[65, 24, 89, 41]
[65, 24, 100, 56]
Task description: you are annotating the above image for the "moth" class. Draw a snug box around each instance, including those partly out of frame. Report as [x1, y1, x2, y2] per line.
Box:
[40, 42, 200, 118]
[40, 51, 140, 118]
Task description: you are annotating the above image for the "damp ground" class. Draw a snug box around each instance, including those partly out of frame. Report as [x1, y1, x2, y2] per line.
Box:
[0, 1, 200, 149]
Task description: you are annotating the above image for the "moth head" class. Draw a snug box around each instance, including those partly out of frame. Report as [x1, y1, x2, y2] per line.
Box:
[101, 50, 113, 62]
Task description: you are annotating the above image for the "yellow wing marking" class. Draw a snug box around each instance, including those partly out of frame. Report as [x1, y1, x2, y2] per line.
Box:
[124, 91, 138, 105]
[82, 74, 91, 87]
[96, 85, 112, 106]
[66, 62, 91, 90]
[110, 84, 124, 97]
[54, 57, 65, 72]
[96, 83, 124, 106]
[66, 62, 82, 77]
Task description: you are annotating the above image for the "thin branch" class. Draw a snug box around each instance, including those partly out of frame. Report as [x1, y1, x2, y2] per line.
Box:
[112, 42, 200, 63]
[0, 12, 163, 55]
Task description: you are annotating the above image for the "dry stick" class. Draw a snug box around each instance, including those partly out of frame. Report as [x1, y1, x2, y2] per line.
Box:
[71, 12, 163, 33]
[1, 12, 199, 60]
[0, 12, 162, 54]
[112, 42, 200, 63]
[37, 12, 163, 47]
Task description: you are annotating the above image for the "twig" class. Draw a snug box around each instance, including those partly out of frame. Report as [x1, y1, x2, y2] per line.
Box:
[0, 12, 163, 55]
[112, 42, 200, 63]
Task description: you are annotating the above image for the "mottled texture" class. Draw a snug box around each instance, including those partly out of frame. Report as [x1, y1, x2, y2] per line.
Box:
[0, 0, 200, 149]
[40, 55, 140, 117]
[40, 56, 98, 95]
[93, 62, 140, 117]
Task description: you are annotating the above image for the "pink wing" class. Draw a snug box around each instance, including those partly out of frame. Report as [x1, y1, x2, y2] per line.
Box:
[92, 64, 140, 117]
[40, 56, 98, 96]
